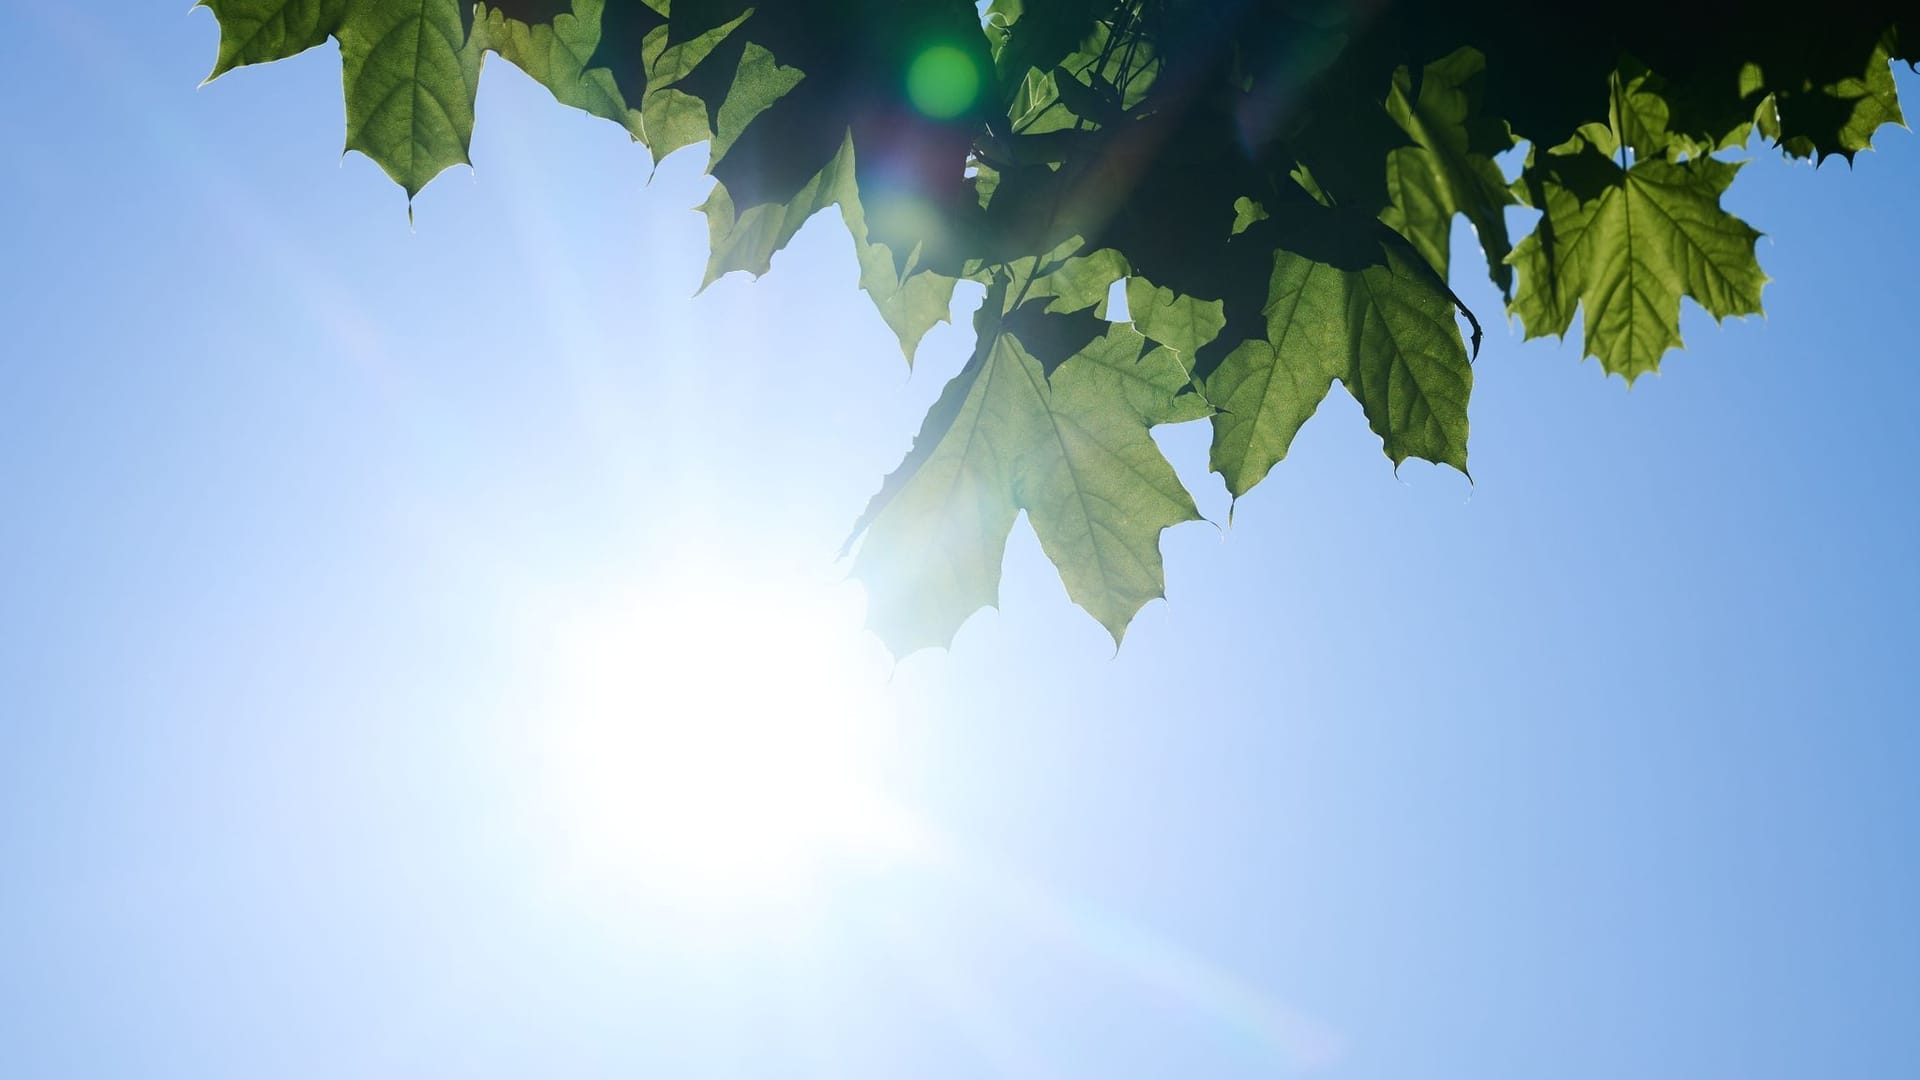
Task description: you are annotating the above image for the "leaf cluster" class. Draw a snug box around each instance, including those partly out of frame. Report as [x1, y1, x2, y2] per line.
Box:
[200, 0, 1912, 652]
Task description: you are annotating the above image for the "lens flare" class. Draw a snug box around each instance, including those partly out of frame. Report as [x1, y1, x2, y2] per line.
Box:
[907, 44, 981, 120]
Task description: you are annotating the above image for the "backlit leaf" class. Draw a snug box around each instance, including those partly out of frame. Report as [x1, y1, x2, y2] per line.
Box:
[1208, 220, 1473, 497]
[199, 0, 346, 80]
[479, 0, 640, 137]
[1382, 48, 1518, 295]
[197, 0, 1909, 652]
[338, 0, 484, 197]
[850, 297, 1199, 653]
[1510, 135, 1766, 382]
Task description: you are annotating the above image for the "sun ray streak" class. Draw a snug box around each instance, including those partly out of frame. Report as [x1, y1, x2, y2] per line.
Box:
[901, 830, 1347, 1071]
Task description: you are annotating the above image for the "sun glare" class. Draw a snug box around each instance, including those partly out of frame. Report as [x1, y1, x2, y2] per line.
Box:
[530, 572, 912, 898]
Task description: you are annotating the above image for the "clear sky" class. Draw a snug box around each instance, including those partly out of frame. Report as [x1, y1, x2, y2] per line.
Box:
[3, 6, 1917, 1079]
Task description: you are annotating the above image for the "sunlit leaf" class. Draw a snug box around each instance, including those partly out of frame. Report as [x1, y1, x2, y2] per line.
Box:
[1510, 134, 1766, 382]
[1382, 48, 1517, 295]
[198, 0, 1908, 650]
[850, 298, 1199, 653]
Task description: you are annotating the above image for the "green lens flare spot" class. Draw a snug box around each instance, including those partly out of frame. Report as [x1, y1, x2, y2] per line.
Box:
[906, 45, 980, 120]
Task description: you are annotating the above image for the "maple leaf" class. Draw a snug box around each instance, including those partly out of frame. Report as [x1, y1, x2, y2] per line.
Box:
[1381, 48, 1518, 296]
[700, 126, 966, 362]
[199, 0, 347, 80]
[201, 0, 482, 198]
[1509, 129, 1767, 382]
[337, 0, 485, 198]
[848, 294, 1201, 654]
[1762, 34, 1907, 162]
[1206, 211, 1474, 497]
[195, 0, 1910, 652]
[477, 1, 642, 138]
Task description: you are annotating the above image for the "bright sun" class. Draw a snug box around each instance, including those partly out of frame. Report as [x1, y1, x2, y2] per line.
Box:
[527, 570, 910, 898]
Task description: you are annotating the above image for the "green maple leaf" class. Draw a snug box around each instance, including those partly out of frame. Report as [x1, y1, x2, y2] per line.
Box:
[1206, 215, 1474, 498]
[477, 1, 642, 138]
[1381, 48, 1518, 296]
[1013, 247, 1129, 315]
[631, 10, 757, 160]
[998, 16, 1162, 140]
[844, 190, 966, 363]
[338, 0, 485, 198]
[1605, 58, 1758, 162]
[196, 1, 1910, 653]
[1509, 130, 1767, 382]
[1121, 275, 1225, 359]
[849, 297, 1200, 654]
[199, 0, 348, 79]
[1111, 274, 1218, 423]
[1231, 197, 1271, 237]
[704, 40, 805, 168]
[476, 0, 577, 36]
[202, 0, 485, 200]
[680, 6, 987, 361]
[1762, 35, 1905, 162]
[700, 129, 962, 362]
[201, 0, 733, 201]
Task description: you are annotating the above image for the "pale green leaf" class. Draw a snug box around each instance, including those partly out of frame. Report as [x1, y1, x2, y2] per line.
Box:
[1122, 275, 1224, 359]
[634, 9, 758, 163]
[480, 0, 640, 137]
[710, 42, 806, 168]
[841, 191, 963, 362]
[703, 130, 959, 362]
[1231, 196, 1269, 237]
[849, 318, 1041, 655]
[851, 304, 1199, 653]
[698, 130, 853, 286]
[1509, 141, 1766, 381]
[1021, 326, 1203, 642]
[639, 87, 714, 161]
[1024, 248, 1129, 315]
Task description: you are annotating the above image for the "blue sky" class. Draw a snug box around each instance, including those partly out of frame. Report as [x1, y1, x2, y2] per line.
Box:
[2, 6, 1917, 1079]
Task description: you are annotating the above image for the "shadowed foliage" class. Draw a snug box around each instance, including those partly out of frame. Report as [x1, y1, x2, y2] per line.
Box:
[198, 0, 1912, 653]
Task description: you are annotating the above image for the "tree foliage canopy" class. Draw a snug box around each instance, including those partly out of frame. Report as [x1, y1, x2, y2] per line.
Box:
[199, 0, 1913, 654]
